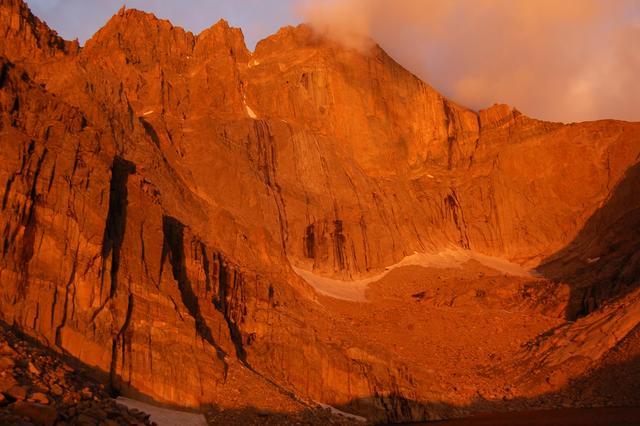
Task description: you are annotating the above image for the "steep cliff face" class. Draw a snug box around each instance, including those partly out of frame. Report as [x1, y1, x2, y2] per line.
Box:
[1, 1, 639, 423]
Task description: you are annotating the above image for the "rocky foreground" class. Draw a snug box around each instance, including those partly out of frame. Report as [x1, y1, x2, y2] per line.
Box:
[0, 321, 362, 425]
[0, 321, 156, 425]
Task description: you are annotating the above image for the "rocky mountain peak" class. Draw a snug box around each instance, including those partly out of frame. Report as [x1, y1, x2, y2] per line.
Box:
[0, 0, 78, 63]
[479, 103, 521, 129]
[253, 24, 318, 55]
[195, 19, 250, 62]
[83, 7, 195, 64]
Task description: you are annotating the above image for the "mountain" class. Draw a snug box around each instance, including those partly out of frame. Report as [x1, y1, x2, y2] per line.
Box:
[1, 1, 639, 423]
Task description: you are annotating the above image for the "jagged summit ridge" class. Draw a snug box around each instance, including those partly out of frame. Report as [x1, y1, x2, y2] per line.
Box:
[0, 0, 78, 61]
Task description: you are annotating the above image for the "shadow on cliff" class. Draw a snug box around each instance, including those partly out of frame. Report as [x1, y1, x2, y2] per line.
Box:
[3, 318, 640, 425]
[205, 336, 640, 425]
[137, 347, 640, 425]
[536, 160, 640, 319]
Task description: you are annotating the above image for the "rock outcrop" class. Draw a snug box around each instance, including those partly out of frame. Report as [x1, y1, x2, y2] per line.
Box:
[0, 1, 639, 423]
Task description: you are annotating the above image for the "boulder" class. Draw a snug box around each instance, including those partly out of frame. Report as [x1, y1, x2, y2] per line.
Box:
[9, 400, 57, 426]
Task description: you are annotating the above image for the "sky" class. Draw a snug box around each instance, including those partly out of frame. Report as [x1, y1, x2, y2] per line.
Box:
[27, 0, 302, 49]
[26, 0, 640, 123]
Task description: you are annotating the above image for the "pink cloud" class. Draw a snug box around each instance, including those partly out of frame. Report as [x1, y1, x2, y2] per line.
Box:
[299, 0, 640, 122]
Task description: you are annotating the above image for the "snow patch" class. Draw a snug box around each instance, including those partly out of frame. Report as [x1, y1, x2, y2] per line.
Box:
[116, 397, 207, 426]
[142, 110, 154, 116]
[291, 265, 370, 302]
[587, 256, 601, 264]
[316, 402, 367, 422]
[245, 104, 258, 119]
[292, 249, 533, 302]
[241, 89, 258, 119]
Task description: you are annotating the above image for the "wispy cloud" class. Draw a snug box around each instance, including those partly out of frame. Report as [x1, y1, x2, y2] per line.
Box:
[299, 0, 640, 122]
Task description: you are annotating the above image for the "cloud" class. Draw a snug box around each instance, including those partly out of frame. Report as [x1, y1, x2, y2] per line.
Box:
[298, 0, 640, 122]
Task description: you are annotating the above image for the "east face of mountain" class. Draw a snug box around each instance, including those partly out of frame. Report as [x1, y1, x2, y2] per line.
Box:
[1, 1, 639, 422]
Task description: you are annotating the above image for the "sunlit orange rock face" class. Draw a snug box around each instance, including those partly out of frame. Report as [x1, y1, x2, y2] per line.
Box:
[1, 1, 639, 422]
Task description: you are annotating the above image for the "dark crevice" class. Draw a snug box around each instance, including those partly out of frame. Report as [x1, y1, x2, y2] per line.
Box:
[22, 147, 47, 225]
[109, 293, 134, 392]
[443, 100, 456, 170]
[32, 303, 39, 329]
[359, 216, 370, 271]
[303, 224, 315, 259]
[332, 219, 346, 270]
[50, 281, 58, 328]
[447, 136, 455, 170]
[26, 139, 35, 156]
[469, 113, 482, 169]
[161, 216, 228, 363]
[101, 157, 135, 299]
[200, 243, 211, 292]
[2, 223, 10, 257]
[47, 160, 56, 193]
[468, 137, 480, 169]
[70, 144, 81, 179]
[138, 117, 160, 147]
[215, 255, 247, 363]
[268, 284, 274, 301]
[55, 255, 77, 347]
[18, 204, 37, 296]
[11, 96, 20, 114]
[0, 60, 12, 89]
[2, 175, 15, 210]
[445, 191, 470, 249]
[139, 222, 154, 287]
